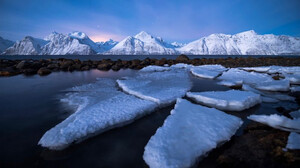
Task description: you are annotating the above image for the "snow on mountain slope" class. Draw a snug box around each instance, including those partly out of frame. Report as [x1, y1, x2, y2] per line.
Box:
[41, 32, 95, 55]
[4, 36, 48, 55]
[0, 37, 14, 54]
[107, 31, 177, 55]
[96, 39, 118, 53]
[177, 30, 300, 55]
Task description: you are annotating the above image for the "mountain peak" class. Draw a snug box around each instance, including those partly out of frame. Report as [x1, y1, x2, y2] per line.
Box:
[135, 31, 153, 40]
[236, 30, 257, 36]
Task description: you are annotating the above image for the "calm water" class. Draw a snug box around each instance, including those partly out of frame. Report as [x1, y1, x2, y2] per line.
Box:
[0, 69, 298, 167]
[0, 55, 298, 61]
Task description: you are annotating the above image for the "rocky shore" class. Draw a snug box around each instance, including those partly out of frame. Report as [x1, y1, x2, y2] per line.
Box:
[1, 55, 300, 76]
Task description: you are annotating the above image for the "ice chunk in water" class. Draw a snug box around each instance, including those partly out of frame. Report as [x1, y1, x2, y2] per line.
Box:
[186, 90, 261, 111]
[190, 65, 227, 79]
[143, 99, 243, 168]
[248, 114, 300, 133]
[39, 78, 158, 150]
[290, 110, 300, 119]
[254, 79, 290, 92]
[140, 65, 170, 72]
[117, 70, 192, 106]
[286, 132, 300, 150]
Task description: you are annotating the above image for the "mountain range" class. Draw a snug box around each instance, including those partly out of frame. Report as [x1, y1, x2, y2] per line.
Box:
[1, 30, 300, 55]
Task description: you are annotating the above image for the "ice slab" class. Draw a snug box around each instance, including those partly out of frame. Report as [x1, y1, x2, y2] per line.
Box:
[268, 66, 300, 74]
[117, 70, 192, 106]
[140, 65, 170, 72]
[241, 66, 270, 73]
[186, 90, 261, 111]
[242, 84, 295, 102]
[248, 114, 300, 133]
[254, 79, 290, 92]
[39, 78, 158, 150]
[286, 132, 300, 150]
[291, 86, 300, 92]
[284, 73, 300, 84]
[143, 99, 243, 168]
[190, 65, 227, 79]
[170, 63, 193, 69]
[290, 110, 300, 119]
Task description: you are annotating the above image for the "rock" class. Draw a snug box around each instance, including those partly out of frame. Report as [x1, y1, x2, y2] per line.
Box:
[16, 61, 29, 69]
[72, 64, 82, 70]
[60, 60, 73, 69]
[47, 64, 59, 69]
[176, 54, 189, 62]
[97, 63, 111, 70]
[111, 64, 121, 71]
[217, 122, 300, 168]
[23, 68, 37, 75]
[81, 66, 90, 71]
[37, 68, 51, 76]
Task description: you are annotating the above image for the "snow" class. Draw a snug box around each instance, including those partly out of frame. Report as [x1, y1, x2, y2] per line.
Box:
[284, 73, 300, 84]
[0, 36, 14, 53]
[177, 30, 300, 55]
[254, 79, 290, 92]
[140, 65, 170, 72]
[290, 110, 300, 119]
[186, 90, 261, 111]
[242, 84, 295, 102]
[39, 78, 158, 150]
[117, 70, 192, 106]
[242, 67, 270, 73]
[248, 114, 300, 133]
[170, 63, 193, 70]
[218, 68, 291, 92]
[143, 99, 243, 168]
[286, 132, 300, 150]
[190, 65, 227, 79]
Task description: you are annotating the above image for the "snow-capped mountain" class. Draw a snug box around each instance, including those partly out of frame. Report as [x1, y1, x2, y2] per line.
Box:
[171, 42, 186, 48]
[41, 32, 95, 55]
[4, 36, 48, 55]
[177, 30, 300, 55]
[0, 37, 14, 53]
[106, 31, 177, 55]
[96, 39, 118, 53]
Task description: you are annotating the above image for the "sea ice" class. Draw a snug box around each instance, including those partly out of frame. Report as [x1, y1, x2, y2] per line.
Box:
[291, 86, 300, 92]
[248, 114, 300, 133]
[290, 110, 300, 119]
[117, 70, 192, 106]
[170, 63, 193, 69]
[186, 90, 261, 111]
[241, 66, 271, 73]
[140, 65, 170, 72]
[143, 99, 243, 168]
[284, 73, 300, 84]
[39, 78, 158, 150]
[190, 65, 227, 79]
[286, 132, 300, 150]
[254, 79, 290, 92]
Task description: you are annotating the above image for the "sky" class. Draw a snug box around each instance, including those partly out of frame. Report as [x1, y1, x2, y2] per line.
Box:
[0, 0, 299, 43]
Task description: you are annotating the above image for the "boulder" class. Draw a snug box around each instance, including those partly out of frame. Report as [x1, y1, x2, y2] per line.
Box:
[37, 67, 51, 76]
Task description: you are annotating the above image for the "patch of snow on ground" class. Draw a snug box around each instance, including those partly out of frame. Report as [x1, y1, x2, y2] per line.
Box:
[248, 114, 300, 133]
[186, 90, 261, 111]
[143, 99, 243, 168]
[190, 65, 227, 79]
[117, 69, 192, 106]
[39, 78, 158, 150]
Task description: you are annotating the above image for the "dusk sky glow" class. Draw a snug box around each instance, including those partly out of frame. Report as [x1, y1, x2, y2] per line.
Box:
[0, 0, 299, 43]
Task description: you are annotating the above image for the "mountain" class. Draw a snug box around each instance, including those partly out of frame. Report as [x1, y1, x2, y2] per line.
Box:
[171, 42, 186, 48]
[4, 36, 48, 55]
[41, 32, 95, 55]
[106, 31, 176, 55]
[177, 30, 300, 55]
[96, 39, 118, 53]
[0, 37, 14, 53]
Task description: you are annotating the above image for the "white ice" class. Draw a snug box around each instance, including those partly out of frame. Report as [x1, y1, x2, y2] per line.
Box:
[143, 99, 243, 168]
[291, 86, 300, 92]
[242, 66, 270, 73]
[140, 65, 170, 72]
[286, 132, 300, 150]
[284, 73, 300, 84]
[39, 78, 158, 150]
[242, 84, 295, 102]
[190, 65, 227, 79]
[290, 110, 300, 119]
[117, 69, 192, 106]
[254, 79, 290, 92]
[170, 63, 193, 70]
[248, 114, 300, 133]
[186, 90, 261, 111]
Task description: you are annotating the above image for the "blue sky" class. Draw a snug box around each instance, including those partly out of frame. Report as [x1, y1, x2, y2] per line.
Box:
[0, 0, 299, 43]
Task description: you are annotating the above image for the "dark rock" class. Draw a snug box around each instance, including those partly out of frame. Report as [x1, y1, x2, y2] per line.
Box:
[81, 66, 90, 71]
[37, 67, 51, 76]
[111, 64, 121, 71]
[60, 60, 74, 69]
[72, 64, 82, 70]
[23, 68, 37, 75]
[16, 61, 29, 69]
[47, 64, 59, 69]
[97, 63, 111, 70]
[176, 54, 189, 62]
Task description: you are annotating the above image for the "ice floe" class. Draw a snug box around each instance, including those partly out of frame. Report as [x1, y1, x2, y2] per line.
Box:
[190, 65, 227, 79]
[170, 63, 193, 69]
[286, 132, 300, 150]
[248, 114, 300, 133]
[284, 73, 300, 84]
[143, 99, 243, 168]
[242, 66, 270, 73]
[290, 110, 300, 119]
[242, 84, 295, 102]
[140, 65, 170, 72]
[291, 86, 300, 92]
[242, 66, 300, 74]
[39, 78, 158, 150]
[186, 90, 261, 111]
[254, 79, 290, 92]
[117, 70, 192, 106]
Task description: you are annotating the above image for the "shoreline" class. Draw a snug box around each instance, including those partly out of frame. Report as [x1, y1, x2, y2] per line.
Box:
[1, 55, 300, 76]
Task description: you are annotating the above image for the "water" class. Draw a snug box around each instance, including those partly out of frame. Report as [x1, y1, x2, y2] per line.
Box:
[0, 70, 298, 167]
[0, 55, 298, 61]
